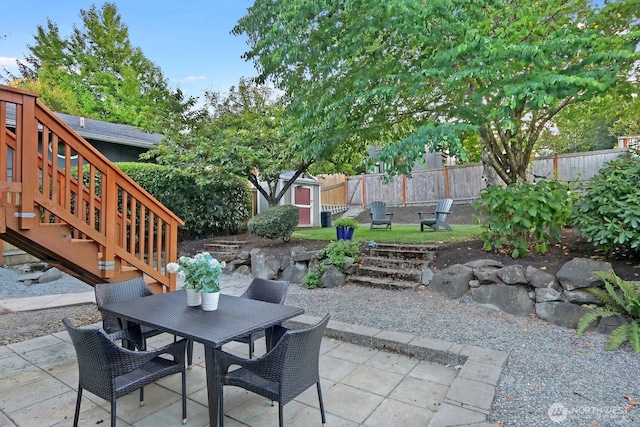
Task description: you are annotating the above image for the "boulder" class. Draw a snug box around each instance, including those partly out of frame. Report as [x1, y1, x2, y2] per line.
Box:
[320, 266, 346, 288]
[535, 287, 563, 303]
[235, 265, 251, 276]
[465, 259, 504, 268]
[473, 267, 500, 284]
[250, 248, 281, 280]
[430, 264, 473, 299]
[38, 267, 63, 284]
[291, 246, 314, 262]
[597, 316, 628, 334]
[280, 262, 308, 284]
[236, 250, 251, 261]
[469, 279, 481, 288]
[421, 268, 435, 286]
[496, 265, 528, 285]
[564, 289, 602, 305]
[525, 266, 557, 289]
[535, 302, 594, 329]
[471, 284, 535, 316]
[556, 258, 612, 291]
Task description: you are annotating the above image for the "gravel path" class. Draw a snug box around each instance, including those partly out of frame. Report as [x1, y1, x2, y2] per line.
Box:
[1, 267, 639, 426]
[286, 285, 640, 427]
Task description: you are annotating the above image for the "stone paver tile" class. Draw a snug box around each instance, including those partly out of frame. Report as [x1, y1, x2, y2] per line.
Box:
[92, 382, 181, 424]
[224, 392, 305, 426]
[296, 378, 336, 407]
[323, 383, 385, 424]
[133, 398, 209, 427]
[0, 346, 14, 360]
[7, 334, 65, 354]
[291, 406, 360, 426]
[458, 359, 503, 386]
[0, 410, 15, 426]
[8, 389, 88, 427]
[446, 377, 496, 411]
[320, 336, 341, 354]
[18, 341, 76, 370]
[364, 397, 435, 427]
[156, 364, 207, 396]
[0, 354, 41, 388]
[1, 374, 71, 412]
[319, 354, 360, 382]
[428, 402, 487, 427]
[365, 349, 419, 375]
[326, 342, 378, 364]
[341, 365, 404, 396]
[50, 404, 125, 427]
[409, 360, 458, 385]
[390, 376, 450, 412]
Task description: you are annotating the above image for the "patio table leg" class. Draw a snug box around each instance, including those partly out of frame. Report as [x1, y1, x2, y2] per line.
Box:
[205, 345, 221, 427]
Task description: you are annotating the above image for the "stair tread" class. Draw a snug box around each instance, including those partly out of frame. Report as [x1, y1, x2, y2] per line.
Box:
[349, 275, 420, 290]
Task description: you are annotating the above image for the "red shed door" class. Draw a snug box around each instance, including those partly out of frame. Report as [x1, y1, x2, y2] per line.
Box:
[294, 186, 311, 226]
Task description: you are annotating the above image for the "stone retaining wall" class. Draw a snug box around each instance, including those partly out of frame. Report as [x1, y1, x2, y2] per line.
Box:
[428, 257, 626, 331]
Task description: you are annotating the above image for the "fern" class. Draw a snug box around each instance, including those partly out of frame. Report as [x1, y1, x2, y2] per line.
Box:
[577, 270, 640, 352]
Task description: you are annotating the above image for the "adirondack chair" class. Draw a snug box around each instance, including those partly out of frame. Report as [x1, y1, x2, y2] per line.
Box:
[419, 199, 453, 231]
[369, 201, 394, 229]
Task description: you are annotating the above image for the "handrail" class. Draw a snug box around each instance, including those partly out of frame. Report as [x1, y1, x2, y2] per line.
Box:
[1, 84, 183, 291]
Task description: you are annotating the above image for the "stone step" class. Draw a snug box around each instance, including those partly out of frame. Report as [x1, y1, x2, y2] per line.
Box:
[204, 240, 248, 252]
[205, 251, 238, 263]
[347, 275, 421, 291]
[357, 265, 423, 282]
[369, 247, 436, 261]
[362, 256, 431, 270]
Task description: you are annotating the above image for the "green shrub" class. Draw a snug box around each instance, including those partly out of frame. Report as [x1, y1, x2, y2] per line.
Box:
[317, 240, 361, 269]
[248, 204, 300, 241]
[301, 268, 323, 289]
[576, 271, 640, 352]
[572, 156, 640, 253]
[476, 180, 573, 258]
[115, 163, 251, 240]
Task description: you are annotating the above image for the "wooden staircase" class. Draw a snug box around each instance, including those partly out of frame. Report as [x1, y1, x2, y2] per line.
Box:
[348, 243, 437, 290]
[204, 240, 249, 262]
[0, 85, 183, 292]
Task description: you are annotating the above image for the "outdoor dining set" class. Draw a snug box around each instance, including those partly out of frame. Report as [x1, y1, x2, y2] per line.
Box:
[63, 277, 328, 427]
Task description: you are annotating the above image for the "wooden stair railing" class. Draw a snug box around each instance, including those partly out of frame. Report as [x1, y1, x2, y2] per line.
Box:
[0, 85, 184, 292]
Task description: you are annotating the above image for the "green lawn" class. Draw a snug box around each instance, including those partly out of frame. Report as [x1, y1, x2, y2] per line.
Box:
[293, 224, 483, 244]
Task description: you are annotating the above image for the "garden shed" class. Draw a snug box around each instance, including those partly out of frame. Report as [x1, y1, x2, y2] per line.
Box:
[254, 172, 322, 227]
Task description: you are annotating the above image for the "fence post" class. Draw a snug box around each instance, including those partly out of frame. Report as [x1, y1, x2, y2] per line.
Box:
[402, 174, 407, 206]
[444, 165, 450, 199]
[361, 173, 366, 208]
[553, 153, 559, 180]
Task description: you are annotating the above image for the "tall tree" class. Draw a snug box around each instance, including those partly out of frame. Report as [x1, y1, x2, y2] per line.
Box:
[234, 0, 640, 185]
[5, 2, 192, 132]
[144, 78, 314, 207]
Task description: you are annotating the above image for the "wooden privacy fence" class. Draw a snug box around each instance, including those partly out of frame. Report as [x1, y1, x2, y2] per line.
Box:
[339, 148, 628, 208]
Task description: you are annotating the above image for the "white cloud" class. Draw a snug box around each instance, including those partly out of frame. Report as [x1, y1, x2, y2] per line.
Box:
[0, 56, 17, 67]
[174, 75, 206, 83]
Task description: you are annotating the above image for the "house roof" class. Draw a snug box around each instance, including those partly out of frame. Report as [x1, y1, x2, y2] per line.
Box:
[5, 103, 163, 149]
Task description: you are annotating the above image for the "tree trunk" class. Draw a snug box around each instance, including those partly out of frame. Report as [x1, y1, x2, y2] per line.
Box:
[481, 143, 502, 187]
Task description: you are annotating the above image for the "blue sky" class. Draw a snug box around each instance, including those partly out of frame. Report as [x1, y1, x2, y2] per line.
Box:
[0, 1, 257, 101]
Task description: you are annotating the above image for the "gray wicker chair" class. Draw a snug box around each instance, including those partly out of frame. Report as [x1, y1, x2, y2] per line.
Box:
[62, 318, 187, 427]
[215, 314, 330, 427]
[235, 278, 289, 358]
[94, 278, 194, 379]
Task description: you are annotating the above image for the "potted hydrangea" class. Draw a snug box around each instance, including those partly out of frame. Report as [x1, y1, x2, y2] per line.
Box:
[166, 252, 225, 310]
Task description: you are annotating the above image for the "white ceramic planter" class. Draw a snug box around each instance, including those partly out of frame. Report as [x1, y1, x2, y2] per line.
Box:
[185, 288, 201, 307]
[201, 291, 220, 311]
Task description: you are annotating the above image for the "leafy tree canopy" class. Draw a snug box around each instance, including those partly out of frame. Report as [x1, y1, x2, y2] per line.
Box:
[234, 0, 640, 184]
[145, 78, 317, 206]
[4, 2, 193, 133]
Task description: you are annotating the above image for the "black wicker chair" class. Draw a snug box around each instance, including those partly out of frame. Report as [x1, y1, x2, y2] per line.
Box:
[215, 314, 330, 427]
[62, 318, 187, 427]
[94, 278, 194, 370]
[235, 278, 289, 358]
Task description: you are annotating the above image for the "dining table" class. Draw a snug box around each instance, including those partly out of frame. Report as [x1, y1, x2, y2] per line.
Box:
[98, 291, 304, 427]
